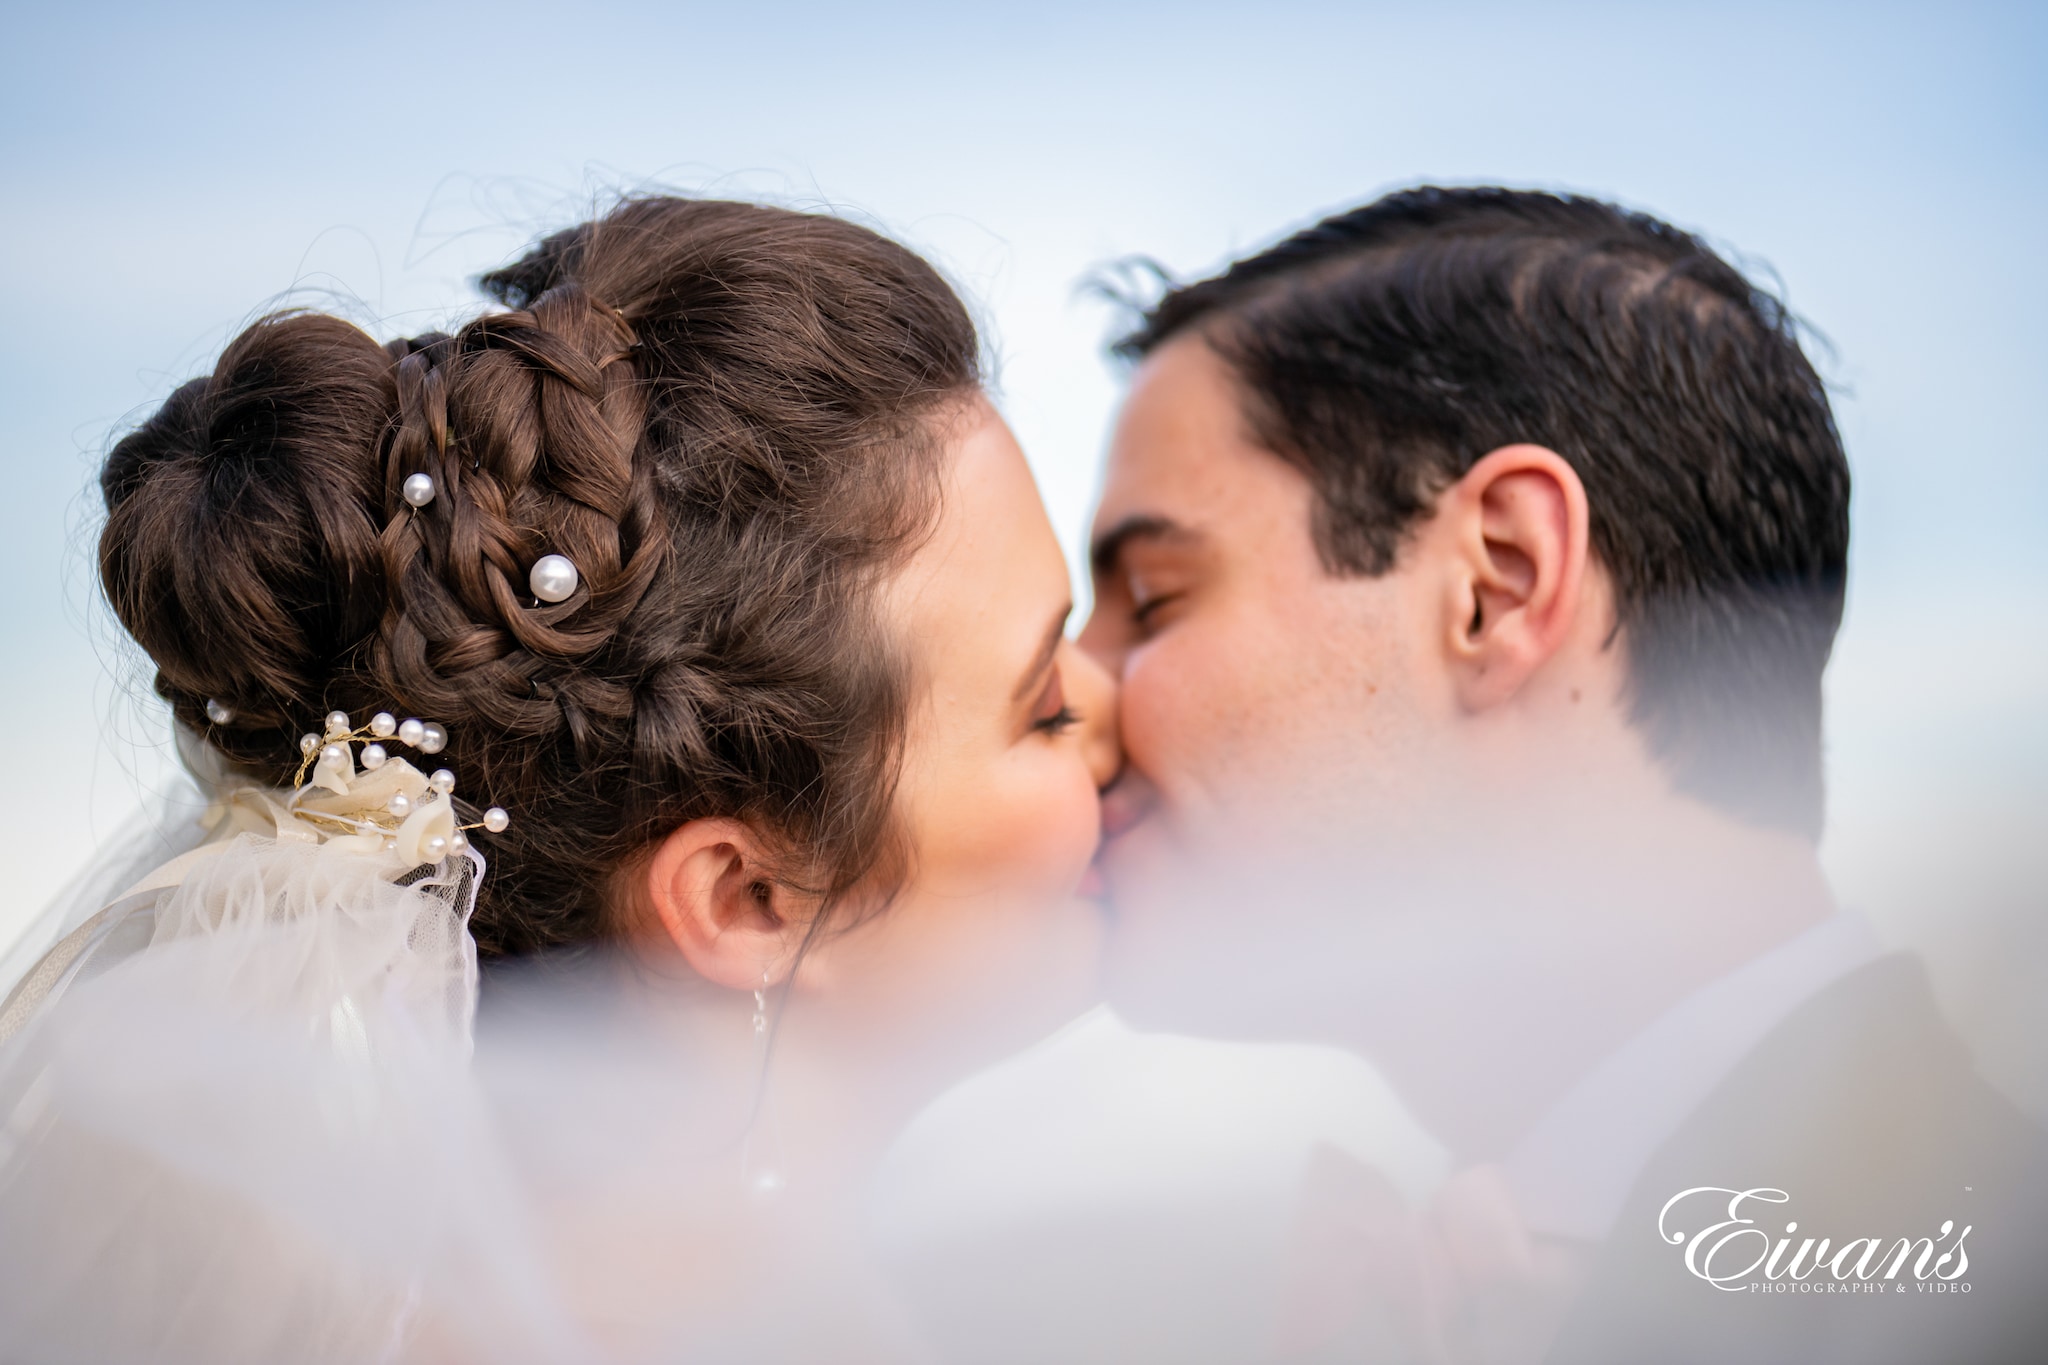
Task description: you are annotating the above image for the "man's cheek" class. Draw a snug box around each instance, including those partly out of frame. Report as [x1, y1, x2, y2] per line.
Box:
[1122, 638, 1250, 782]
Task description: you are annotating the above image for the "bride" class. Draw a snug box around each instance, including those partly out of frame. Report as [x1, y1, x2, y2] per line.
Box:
[0, 196, 1119, 1361]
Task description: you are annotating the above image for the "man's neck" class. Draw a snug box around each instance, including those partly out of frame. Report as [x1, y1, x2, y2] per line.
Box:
[1312, 795, 1836, 1162]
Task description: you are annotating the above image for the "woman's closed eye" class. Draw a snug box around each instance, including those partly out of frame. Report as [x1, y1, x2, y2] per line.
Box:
[1029, 668, 1080, 736]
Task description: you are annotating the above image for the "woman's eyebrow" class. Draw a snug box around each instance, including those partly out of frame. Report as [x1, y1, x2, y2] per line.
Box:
[1012, 604, 1072, 702]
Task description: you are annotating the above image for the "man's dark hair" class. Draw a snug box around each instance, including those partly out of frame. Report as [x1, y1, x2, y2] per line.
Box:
[1119, 186, 1850, 838]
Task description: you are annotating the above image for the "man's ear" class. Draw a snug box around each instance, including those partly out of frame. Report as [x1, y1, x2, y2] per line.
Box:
[644, 818, 801, 990]
[1438, 444, 1590, 712]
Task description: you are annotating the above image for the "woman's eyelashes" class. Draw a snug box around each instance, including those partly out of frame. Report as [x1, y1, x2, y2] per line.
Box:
[1029, 669, 1080, 736]
[1034, 705, 1081, 736]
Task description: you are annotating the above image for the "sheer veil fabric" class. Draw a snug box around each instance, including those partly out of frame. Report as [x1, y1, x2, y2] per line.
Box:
[0, 749, 591, 1364]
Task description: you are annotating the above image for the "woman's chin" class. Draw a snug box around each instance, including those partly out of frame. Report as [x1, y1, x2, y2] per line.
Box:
[1075, 859, 1108, 901]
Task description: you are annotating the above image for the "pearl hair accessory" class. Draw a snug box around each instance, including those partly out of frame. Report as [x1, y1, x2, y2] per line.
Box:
[277, 706, 513, 864]
[402, 472, 437, 508]
[205, 699, 234, 725]
[528, 554, 580, 604]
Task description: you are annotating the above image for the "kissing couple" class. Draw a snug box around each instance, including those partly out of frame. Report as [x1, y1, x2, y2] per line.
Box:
[1, 187, 2042, 1363]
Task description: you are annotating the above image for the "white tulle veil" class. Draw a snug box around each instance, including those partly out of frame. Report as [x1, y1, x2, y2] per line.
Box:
[0, 726, 592, 1364]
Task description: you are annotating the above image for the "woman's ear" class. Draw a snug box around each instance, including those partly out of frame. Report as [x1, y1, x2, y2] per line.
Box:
[644, 818, 801, 990]
[1438, 443, 1591, 712]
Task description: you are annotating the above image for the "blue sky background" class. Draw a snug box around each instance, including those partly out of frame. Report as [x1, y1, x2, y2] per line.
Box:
[3, 1, 2044, 1087]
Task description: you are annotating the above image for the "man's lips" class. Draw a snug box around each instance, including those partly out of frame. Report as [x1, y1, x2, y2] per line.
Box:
[1083, 771, 1159, 904]
[1097, 770, 1158, 842]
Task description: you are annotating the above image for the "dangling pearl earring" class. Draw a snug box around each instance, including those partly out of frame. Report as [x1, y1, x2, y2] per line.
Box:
[743, 967, 785, 1198]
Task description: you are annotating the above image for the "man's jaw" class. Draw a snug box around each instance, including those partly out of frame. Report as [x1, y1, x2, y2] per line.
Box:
[1091, 770, 1277, 1035]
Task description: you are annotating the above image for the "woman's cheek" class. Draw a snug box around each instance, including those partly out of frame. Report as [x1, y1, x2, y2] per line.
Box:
[917, 750, 1102, 902]
[1030, 755, 1108, 897]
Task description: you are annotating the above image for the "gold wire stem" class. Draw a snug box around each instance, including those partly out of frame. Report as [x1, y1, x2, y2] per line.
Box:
[287, 720, 433, 789]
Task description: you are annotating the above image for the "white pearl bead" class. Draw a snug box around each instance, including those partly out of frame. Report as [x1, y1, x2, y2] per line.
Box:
[402, 472, 437, 508]
[450, 831, 468, 852]
[382, 836, 398, 851]
[422, 834, 449, 861]
[204, 699, 234, 725]
[430, 769, 456, 794]
[360, 743, 387, 770]
[420, 722, 447, 755]
[397, 718, 426, 748]
[529, 554, 580, 603]
[318, 743, 347, 769]
[370, 712, 397, 738]
[324, 711, 351, 737]
[299, 733, 321, 756]
[388, 793, 411, 817]
[482, 807, 510, 833]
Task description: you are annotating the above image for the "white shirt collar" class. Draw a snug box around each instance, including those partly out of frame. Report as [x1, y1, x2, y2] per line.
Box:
[1502, 911, 1883, 1241]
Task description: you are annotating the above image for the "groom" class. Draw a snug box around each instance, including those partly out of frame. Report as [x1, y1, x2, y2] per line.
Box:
[1080, 187, 2048, 1362]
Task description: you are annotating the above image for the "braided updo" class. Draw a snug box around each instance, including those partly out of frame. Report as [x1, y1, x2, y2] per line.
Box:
[98, 197, 980, 955]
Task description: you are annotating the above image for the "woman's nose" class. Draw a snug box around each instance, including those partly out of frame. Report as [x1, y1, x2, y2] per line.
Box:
[1059, 639, 1123, 790]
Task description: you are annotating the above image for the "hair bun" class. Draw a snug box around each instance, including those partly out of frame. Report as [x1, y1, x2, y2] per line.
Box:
[100, 197, 982, 957]
[99, 312, 399, 774]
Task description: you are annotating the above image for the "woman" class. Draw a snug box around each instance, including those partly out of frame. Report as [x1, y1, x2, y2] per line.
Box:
[0, 196, 1118, 1361]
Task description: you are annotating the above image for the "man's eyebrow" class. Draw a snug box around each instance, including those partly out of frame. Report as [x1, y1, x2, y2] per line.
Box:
[1012, 604, 1072, 702]
[1090, 513, 1195, 577]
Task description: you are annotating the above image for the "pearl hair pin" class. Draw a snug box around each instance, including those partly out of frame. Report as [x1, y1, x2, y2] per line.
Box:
[279, 705, 515, 863]
[402, 473, 437, 508]
[205, 699, 234, 725]
[529, 554, 580, 604]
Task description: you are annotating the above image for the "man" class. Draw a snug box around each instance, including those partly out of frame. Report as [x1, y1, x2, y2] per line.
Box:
[1080, 187, 2047, 1362]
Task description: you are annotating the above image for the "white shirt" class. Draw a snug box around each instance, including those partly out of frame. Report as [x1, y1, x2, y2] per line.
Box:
[1502, 912, 1884, 1241]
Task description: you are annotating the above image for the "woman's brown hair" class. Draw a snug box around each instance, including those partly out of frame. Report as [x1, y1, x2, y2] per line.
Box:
[98, 197, 980, 955]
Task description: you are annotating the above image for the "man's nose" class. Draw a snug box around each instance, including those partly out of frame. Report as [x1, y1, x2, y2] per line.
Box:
[1059, 639, 1123, 790]
[1076, 600, 1127, 677]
